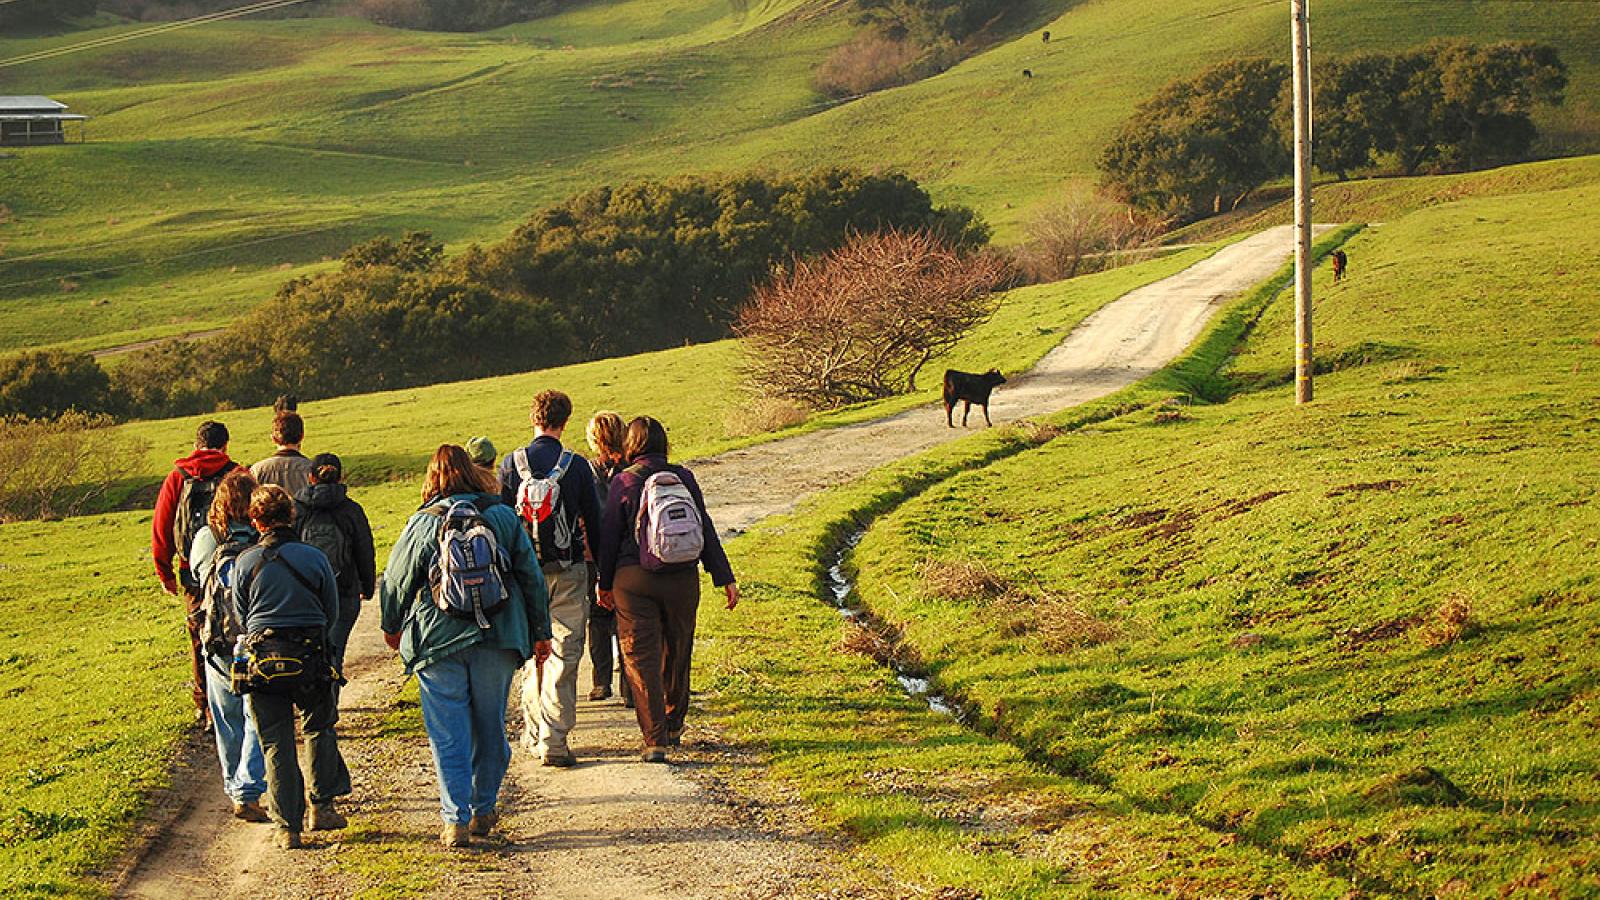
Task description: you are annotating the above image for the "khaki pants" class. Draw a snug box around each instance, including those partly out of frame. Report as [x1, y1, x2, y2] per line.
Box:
[613, 565, 700, 749]
[521, 564, 589, 756]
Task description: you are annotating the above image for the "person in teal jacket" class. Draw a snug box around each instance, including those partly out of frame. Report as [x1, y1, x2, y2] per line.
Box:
[380, 444, 553, 848]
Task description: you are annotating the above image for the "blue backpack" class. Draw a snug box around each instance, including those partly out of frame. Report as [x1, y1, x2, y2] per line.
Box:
[424, 497, 510, 629]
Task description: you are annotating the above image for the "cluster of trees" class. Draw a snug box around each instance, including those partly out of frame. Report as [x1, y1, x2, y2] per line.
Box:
[58, 169, 986, 419]
[817, 0, 1015, 97]
[348, 0, 561, 31]
[1099, 41, 1568, 224]
[738, 230, 1010, 407]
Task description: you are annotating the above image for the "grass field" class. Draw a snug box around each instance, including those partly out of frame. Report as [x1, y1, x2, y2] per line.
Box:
[2, 0, 1598, 354]
[0, 233, 1216, 896]
[816, 162, 1600, 893]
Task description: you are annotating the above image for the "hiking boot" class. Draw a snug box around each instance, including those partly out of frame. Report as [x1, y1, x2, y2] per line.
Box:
[232, 801, 270, 823]
[641, 747, 668, 764]
[275, 829, 302, 850]
[468, 811, 499, 837]
[309, 801, 347, 832]
[542, 750, 576, 768]
[442, 823, 470, 848]
[588, 685, 612, 701]
[622, 695, 636, 710]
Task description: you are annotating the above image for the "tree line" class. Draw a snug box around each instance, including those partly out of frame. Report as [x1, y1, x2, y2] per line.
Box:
[1099, 40, 1568, 224]
[0, 169, 986, 422]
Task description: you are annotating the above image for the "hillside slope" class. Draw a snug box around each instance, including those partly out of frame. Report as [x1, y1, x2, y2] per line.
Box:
[2, 0, 1597, 354]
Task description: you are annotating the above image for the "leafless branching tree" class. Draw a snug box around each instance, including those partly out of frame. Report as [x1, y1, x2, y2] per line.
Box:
[738, 230, 1009, 408]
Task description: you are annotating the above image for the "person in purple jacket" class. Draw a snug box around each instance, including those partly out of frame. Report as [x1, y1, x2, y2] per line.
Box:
[596, 416, 739, 762]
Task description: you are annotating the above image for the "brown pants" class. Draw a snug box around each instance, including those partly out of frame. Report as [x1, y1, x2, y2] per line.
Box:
[182, 584, 209, 719]
[613, 565, 700, 749]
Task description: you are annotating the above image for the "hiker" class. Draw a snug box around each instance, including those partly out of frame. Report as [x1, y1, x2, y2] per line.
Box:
[497, 391, 602, 768]
[1332, 249, 1349, 283]
[252, 406, 313, 498]
[152, 419, 238, 730]
[466, 435, 498, 483]
[231, 485, 350, 849]
[596, 416, 739, 762]
[583, 411, 631, 707]
[380, 445, 553, 847]
[293, 453, 376, 676]
[189, 468, 268, 824]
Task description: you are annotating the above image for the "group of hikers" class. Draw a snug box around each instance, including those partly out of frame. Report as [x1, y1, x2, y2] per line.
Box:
[150, 391, 737, 850]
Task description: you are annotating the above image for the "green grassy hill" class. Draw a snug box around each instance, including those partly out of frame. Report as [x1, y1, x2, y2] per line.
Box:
[766, 156, 1600, 894]
[2, 0, 1598, 355]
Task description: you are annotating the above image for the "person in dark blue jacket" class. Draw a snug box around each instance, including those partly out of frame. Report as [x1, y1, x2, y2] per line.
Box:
[231, 485, 350, 849]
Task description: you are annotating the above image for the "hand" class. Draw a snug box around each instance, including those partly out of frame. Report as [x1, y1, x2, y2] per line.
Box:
[597, 589, 615, 611]
[534, 640, 553, 665]
[724, 582, 740, 611]
[383, 631, 401, 651]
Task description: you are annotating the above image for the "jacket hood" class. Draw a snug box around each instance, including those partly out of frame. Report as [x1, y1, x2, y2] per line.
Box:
[297, 481, 349, 510]
[174, 448, 233, 478]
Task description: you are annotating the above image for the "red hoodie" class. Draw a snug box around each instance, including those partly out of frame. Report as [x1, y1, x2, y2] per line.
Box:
[151, 448, 235, 593]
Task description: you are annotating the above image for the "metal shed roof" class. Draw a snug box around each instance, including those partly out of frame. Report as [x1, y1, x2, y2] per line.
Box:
[0, 96, 69, 111]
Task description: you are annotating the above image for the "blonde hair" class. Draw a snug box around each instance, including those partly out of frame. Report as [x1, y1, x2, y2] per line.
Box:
[586, 411, 626, 465]
[422, 444, 497, 505]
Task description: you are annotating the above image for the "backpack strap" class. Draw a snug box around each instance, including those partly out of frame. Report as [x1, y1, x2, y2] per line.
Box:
[512, 448, 535, 484]
[249, 545, 322, 598]
[549, 450, 574, 482]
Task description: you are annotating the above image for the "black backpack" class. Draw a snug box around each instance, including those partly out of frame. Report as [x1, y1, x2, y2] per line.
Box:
[175, 465, 233, 587]
[298, 508, 353, 597]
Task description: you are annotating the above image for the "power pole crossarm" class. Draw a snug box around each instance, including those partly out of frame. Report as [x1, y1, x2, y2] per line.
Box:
[1291, 0, 1314, 404]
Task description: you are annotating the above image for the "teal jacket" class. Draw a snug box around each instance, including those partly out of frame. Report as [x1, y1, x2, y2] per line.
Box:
[379, 493, 552, 673]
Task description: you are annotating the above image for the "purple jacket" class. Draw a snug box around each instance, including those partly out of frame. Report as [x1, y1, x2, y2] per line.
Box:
[597, 454, 734, 591]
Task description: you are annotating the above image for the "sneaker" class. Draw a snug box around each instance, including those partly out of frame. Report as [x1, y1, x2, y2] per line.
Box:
[308, 801, 347, 832]
[468, 811, 499, 837]
[232, 801, 270, 823]
[641, 747, 668, 764]
[587, 685, 612, 701]
[542, 750, 576, 768]
[275, 829, 302, 850]
[442, 823, 470, 848]
[519, 730, 540, 759]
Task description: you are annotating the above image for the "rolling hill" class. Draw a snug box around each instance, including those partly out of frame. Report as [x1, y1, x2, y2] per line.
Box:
[1, 0, 1597, 355]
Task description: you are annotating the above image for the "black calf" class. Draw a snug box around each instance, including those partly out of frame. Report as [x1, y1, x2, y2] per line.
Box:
[943, 368, 1006, 428]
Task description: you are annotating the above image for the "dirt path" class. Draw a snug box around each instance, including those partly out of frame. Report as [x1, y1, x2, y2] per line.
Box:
[112, 224, 1315, 899]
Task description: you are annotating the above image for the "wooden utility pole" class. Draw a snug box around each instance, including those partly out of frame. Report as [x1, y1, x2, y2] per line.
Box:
[1291, 0, 1314, 403]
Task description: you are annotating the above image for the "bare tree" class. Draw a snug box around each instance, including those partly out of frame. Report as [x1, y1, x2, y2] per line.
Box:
[738, 230, 1009, 408]
[1018, 186, 1155, 283]
[0, 412, 151, 522]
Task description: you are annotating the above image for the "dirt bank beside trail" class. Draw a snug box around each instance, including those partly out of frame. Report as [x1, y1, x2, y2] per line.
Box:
[111, 225, 1318, 899]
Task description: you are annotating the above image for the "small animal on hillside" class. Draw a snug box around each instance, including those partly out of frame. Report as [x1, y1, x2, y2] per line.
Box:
[274, 395, 298, 414]
[1042, 30, 1051, 43]
[1022, 68, 1033, 79]
[943, 369, 1007, 428]
[1332, 249, 1348, 283]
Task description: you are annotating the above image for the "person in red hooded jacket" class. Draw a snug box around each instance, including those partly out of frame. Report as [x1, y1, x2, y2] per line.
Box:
[151, 419, 237, 728]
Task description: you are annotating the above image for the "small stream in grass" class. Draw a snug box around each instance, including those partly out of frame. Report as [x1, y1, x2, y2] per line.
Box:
[824, 528, 968, 722]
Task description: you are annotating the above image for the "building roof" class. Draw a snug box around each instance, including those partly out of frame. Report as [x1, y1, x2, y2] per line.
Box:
[0, 96, 68, 111]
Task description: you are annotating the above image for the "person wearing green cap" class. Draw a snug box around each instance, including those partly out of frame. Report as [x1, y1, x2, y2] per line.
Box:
[465, 436, 497, 482]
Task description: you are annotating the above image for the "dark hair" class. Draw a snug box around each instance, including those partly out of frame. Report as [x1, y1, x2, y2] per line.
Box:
[209, 468, 259, 539]
[422, 444, 497, 505]
[531, 390, 573, 430]
[248, 484, 295, 529]
[622, 416, 668, 462]
[195, 420, 229, 450]
[272, 411, 304, 446]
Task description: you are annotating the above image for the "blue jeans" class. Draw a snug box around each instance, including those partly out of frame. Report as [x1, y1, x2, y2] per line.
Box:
[203, 656, 266, 804]
[415, 643, 521, 825]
